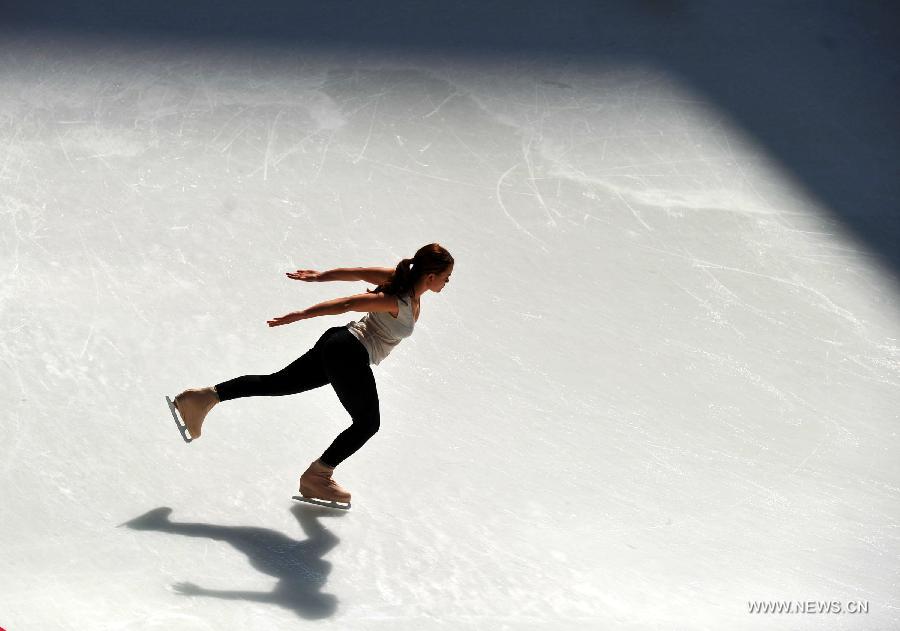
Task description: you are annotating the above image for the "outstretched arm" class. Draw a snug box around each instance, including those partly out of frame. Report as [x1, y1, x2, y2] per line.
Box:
[267, 292, 398, 327]
[287, 267, 393, 285]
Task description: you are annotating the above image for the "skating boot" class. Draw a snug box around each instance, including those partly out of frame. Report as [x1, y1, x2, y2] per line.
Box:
[294, 459, 352, 510]
[171, 387, 219, 441]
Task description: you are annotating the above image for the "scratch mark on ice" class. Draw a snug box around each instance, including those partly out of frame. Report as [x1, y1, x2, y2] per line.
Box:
[423, 90, 461, 119]
[353, 96, 381, 164]
[614, 189, 653, 232]
[496, 164, 548, 253]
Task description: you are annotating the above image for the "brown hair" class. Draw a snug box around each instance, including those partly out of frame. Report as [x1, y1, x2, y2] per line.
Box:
[369, 243, 454, 299]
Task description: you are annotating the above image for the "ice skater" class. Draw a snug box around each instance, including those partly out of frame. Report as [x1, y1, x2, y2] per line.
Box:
[168, 243, 454, 509]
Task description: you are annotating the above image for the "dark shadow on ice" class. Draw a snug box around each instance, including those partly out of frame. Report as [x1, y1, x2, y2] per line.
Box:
[120, 505, 345, 620]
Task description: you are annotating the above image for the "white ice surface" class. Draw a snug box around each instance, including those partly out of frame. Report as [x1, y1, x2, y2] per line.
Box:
[1, 32, 898, 631]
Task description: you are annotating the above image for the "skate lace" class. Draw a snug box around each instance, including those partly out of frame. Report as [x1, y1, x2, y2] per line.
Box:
[326, 477, 346, 490]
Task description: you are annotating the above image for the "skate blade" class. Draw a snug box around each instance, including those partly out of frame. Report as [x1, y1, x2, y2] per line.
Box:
[166, 396, 193, 443]
[292, 495, 351, 511]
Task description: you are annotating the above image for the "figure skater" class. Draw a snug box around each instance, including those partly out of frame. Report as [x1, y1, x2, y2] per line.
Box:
[170, 243, 454, 507]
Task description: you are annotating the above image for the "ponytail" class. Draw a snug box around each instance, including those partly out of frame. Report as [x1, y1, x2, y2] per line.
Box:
[370, 244, 454, 297]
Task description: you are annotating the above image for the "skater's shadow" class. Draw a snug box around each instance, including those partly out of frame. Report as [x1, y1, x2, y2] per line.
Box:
[120, 504, 345, 620]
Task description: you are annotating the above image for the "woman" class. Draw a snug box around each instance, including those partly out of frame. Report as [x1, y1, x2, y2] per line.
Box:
[170, 243, 454, 507]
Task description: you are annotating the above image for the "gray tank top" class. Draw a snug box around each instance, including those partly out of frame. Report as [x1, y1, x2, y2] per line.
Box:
[345, 291, 415, 365]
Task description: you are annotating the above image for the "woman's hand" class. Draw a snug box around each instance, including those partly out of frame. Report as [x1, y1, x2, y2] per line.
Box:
[267, 311, 307, 327]
[286, 269, 323, 282]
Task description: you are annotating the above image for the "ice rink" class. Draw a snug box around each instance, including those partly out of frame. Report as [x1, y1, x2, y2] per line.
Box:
[2, 3, 899, 629]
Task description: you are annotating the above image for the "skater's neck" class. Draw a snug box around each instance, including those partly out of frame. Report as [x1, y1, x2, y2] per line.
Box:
[412, 278, 426, 301]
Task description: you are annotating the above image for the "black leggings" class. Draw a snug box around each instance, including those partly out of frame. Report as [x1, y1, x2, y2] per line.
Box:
[214, 326, 378, 468]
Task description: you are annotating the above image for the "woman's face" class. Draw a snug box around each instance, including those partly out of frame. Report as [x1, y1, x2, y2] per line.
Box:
[429, 265, 453, 292]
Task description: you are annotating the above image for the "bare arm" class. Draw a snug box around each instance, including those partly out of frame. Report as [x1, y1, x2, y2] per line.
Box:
[354, 267, 394, 285]
[289, 267, 393, 285]
[267, 292, 398, 327]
